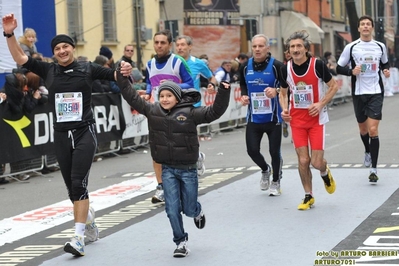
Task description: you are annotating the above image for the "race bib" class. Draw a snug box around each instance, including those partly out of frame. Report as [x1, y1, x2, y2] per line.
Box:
[55, 92, 83, 122]
[250, 92, 272, 114]
[292, 84, 313, 109]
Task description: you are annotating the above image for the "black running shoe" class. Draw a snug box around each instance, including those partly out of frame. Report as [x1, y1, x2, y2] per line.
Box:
[173, 241, 189, 258]
[194, 210, 206, 229]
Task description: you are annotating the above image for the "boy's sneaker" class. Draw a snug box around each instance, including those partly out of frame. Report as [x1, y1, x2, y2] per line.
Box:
[194, 210, 206, 229]
[64, 235, 85, 256]
[369, 171, 379, 183]
[260, 166, 271, 191]
[197, 152, 206, 176]
[298, 194, 315, 210]
[85, 206, 99, 242]
[364, 152, 372, 168]
[269, 181, 281, 196]
[151, 185, 165, 203]
[173, 240, 189, 258]
[322, 166, 336, 194]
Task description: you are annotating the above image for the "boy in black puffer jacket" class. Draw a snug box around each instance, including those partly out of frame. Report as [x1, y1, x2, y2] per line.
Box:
[117, 74, 230, 258]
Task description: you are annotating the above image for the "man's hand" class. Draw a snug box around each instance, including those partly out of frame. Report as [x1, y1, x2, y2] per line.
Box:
[352, 65, 361, 76]
[308, 103, 322, 117]
[264, 87, 278, 98]
[220, 81, 230, 90]
[240, 95, 249, 106]
[281, 109, 291, 122]
[206, 83, 216, 94]
[120, 61, 132, 77]
[2, 13, 17, 33]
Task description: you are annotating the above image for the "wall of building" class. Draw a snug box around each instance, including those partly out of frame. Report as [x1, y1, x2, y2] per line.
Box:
[55, 0, 158, 68]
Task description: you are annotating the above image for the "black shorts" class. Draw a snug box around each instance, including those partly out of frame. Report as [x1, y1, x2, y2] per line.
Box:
[352, 94, 383, 123]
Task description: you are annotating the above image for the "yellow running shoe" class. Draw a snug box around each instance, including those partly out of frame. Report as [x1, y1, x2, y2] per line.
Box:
[298, 194, 315, 210]
[323, 166, 336, 194]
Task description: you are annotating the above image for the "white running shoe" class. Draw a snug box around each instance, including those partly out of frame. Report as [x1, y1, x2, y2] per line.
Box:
[260, 166, 271, 191]
[197, 152, 206, 176]
[364, 152, 371, 168]
[64, 235, 85, 256]
[269, 181, 281, 196]
[85, 206, 99, 242]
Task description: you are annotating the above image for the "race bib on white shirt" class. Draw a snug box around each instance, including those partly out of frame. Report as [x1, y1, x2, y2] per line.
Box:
[55, 92, 83, 122]
[292, 84, 314, 109]
[360, 55, 378, 77]
[250, 92, 272, 114]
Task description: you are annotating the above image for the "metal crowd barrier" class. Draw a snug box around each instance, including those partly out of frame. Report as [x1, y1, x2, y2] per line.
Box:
[6, 68, 399, 182]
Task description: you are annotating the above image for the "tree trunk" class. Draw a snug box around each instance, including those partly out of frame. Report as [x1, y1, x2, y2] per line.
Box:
[345, 0, 360, 40]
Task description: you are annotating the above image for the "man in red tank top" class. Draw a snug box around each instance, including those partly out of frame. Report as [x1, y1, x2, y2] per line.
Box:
[279, 31, 338, 210]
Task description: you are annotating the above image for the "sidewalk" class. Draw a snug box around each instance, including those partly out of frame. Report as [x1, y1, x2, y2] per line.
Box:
[40, 168, 399, 266]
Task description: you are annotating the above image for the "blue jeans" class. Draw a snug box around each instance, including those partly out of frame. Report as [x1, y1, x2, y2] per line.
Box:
[162, 165, 202, 245]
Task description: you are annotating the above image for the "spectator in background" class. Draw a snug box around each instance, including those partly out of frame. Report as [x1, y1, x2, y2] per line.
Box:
[214, 60, 232, 83]
[92, 55, 120, 93]
[99, 46, 115, 69]
[18, 28, 37, 57]
[322, 51, 337, 76]
[198, 54, 211, 88]
[230, 59, 240, 83]
[236, 53, 249, 65]
[115, 44, 136, 69]
[77, 56, 89, 63]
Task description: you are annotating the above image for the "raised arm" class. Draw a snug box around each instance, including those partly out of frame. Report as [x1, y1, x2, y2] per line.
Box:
[2, 14, 28, 66]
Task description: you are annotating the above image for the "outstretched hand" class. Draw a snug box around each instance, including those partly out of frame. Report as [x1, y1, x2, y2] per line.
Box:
[120, 61, 133, 77]
[220, 81, 230, 90]
[2, 13, 17, 33]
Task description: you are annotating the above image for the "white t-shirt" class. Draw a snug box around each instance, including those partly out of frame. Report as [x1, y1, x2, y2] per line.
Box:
[337, 39, 388, 95]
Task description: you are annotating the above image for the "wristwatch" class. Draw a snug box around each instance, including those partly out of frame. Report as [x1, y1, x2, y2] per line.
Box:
[3, 31, 14, 38]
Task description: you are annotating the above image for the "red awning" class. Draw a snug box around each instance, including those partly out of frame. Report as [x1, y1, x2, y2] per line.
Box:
[336, 31, 352, 43]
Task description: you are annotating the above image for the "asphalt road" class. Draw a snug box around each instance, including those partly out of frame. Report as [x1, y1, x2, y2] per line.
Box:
[1, 94, 399, 266]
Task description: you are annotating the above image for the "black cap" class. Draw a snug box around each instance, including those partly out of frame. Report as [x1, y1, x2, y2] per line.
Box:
[51, 34, 75, 54]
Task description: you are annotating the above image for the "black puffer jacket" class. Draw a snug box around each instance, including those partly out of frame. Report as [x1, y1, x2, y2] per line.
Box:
[117, 73, 230, 166]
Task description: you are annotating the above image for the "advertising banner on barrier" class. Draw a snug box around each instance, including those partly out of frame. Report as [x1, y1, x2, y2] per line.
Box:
[0, 102, 54, 164]
[120, 96, 149, 139]
[92, 93, 126, 143]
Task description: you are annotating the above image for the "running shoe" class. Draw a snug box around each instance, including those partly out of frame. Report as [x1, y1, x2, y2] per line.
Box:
[173, 240, 189, 258]
[194, 209, 206, 229]
[64, 235, 85, 256]
[85, 206, 99, 242]
[269, 181, 281, 196]
[369, 171, 379, 183]
[282, 122, 289, 138]
[322, 166, 336, 194]
[364, 152, 371, 168]
[197, 152, 206, 176]
[260, 166, 271, 191]
[298, 194, 315, 210]
[151, 184, 165, 203]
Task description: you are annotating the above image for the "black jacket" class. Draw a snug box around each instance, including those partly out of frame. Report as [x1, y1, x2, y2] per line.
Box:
[117, 73, 231, 166]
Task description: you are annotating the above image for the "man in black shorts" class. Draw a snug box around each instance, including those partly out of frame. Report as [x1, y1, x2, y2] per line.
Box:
[337, 15, 390, 183]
